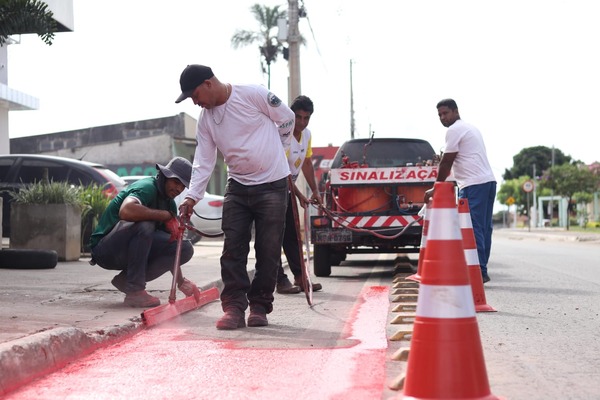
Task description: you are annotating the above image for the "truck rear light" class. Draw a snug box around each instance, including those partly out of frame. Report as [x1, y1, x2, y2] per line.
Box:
[312, 217, 330, 228]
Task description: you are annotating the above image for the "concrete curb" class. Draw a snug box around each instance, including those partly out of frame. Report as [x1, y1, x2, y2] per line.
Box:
[0, 268, 256, 396]
[0, 322, 142, 395]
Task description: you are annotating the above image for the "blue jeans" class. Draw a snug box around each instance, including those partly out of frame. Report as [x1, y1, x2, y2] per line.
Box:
[91, 221, 194, 292]
[220, 177, 288, 314]
[458, 181, 496, 276]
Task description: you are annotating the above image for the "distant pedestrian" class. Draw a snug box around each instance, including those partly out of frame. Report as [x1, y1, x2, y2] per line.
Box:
[276, 95, 324, 295]
[175, 64, 294, 329]
[425, 99, 496, 283]
[90, 157, 199, 307]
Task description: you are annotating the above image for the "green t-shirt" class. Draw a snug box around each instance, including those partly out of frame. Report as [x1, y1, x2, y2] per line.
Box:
[89, 177, 177, 248]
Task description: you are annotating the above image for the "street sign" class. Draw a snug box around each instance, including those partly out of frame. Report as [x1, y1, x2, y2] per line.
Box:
[506, 196, 515, 206]
[522, 180, 534, 193]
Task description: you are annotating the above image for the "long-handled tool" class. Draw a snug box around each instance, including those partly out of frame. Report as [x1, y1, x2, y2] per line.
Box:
[142, 208, 220, 327]
[287, 176, 313, 306]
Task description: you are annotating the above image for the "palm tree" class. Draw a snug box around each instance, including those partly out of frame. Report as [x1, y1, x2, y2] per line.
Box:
[231, 4, 287, 89]
[0, 0, 56, 46]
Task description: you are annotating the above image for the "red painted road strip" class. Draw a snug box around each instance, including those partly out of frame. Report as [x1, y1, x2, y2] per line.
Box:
[6, 286, 390, 400]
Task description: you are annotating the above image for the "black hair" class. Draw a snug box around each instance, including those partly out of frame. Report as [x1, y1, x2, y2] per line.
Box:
[291, 95, 314, 114]
[436, 98, 458, 110]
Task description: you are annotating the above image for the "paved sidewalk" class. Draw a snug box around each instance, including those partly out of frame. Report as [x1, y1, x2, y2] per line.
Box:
[493, 227, 600, 243]
[0, 239, 256, 395]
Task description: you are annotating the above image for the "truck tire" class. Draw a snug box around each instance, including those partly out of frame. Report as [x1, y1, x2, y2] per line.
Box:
[314, 244, 332, 277]
[331, 252, 346, 266]
[0, 249, 58, 269]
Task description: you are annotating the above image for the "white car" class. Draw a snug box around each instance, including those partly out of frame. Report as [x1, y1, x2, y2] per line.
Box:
[174, 190, 224, 243]
[121, 176, 224, 243]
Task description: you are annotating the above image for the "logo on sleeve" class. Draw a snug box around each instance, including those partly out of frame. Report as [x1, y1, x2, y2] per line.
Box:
[267, 92, 282, 107]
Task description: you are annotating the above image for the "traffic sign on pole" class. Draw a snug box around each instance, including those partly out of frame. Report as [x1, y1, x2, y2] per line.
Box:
[523, 180, 534, 193]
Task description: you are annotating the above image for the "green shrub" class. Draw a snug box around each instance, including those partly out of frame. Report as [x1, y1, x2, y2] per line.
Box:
[10, 180, 84, 208]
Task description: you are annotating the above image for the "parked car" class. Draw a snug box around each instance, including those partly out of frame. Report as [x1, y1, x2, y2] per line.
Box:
[0, 154, 127, 238]
[121, 175, 224, 243]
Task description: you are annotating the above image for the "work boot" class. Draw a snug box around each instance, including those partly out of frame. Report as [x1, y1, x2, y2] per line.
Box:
[111, 272, 128, 293]
[276, 277, 301, 294]
[178, 278, 199, 297]
[294, 278, 322, 292]
[124, 290, 160, 308]
[216, 309, 246, 330]
[247, 305, 268, 327]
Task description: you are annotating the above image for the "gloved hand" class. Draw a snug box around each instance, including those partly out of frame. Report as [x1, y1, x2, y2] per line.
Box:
[165, 217, 181, 242]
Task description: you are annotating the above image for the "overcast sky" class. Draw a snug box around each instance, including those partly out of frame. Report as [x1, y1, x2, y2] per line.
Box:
[7, 0, 600, 184]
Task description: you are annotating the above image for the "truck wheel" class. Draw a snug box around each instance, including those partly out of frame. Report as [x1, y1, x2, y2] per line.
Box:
[314, 244, 332, 277]
[330, 252, 345, 266]
[0, 249, 58, 269]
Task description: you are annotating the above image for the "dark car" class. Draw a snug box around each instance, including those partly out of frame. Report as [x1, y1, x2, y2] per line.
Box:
[0, 154, 126, 237]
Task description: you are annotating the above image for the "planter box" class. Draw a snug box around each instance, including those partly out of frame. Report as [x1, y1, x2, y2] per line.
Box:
[10, 204, 81, 261]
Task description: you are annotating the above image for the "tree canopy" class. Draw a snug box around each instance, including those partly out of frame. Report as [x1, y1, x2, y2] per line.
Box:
[0, 0, 56, 46]
[502, 146, 571, 180]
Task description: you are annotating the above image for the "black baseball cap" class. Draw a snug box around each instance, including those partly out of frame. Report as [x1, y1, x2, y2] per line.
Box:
[175, 64, 214, 103]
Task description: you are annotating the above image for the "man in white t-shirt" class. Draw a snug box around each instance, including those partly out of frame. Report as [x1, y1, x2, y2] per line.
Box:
[175, 64, 295, 329]
[275, 95, 324, 295]
[425, 98, 497, 283]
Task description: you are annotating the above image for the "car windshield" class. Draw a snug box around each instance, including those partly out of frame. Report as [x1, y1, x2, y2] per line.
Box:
[331, 139, 436, 168]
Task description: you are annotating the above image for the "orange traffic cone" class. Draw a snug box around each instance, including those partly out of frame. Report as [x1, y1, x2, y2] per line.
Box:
[400, 182, 501, 400]
[458, 198, 496, 313]
[406, 200, 431, 282]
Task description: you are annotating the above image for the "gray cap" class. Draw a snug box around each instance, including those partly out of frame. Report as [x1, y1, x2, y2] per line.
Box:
[156, 157, 192, 188]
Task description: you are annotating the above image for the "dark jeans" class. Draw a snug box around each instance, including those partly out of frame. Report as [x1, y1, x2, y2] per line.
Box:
[277, 191, 302, 283]
[220, 177, 288, 314]
[458, 181, 497, 276]
[91, 221, 194, 292]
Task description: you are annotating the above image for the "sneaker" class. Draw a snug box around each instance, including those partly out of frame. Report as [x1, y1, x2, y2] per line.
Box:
[111, 272, 128, 293]
[216, 309, 246, 330]
[124, 290, 160, 308]
[178, 278, 199, 297]
[294, 278, 322, 292]
[247, 305, 268, 327]
[482, 274, 491, 284]
[276, 277, 301, 294]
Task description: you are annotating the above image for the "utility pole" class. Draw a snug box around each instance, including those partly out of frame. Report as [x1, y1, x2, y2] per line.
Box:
[287, 0, 301, 103]
[350, 59, 355, 139]
[533, 163, 538, 227]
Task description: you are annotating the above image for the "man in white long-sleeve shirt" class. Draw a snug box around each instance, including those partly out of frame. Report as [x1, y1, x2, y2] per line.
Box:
[175, 64, 294, 330]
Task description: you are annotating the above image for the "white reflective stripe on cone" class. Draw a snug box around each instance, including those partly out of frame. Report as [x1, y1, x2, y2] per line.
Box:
[464, 248, 479, 266]
[426, 208, 461, 241]
[416, 284, 476, 318]
[458, 211, 473, 228]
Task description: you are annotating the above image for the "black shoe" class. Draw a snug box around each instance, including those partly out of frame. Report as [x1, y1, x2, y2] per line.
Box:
[276, 278, 301, 294]
[216, 309, 246, 330]
[294, 279, 322, 292]
[248, 305, 268, 327]
[111, 272, 128, 293]
[482, 274, 491, 284]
